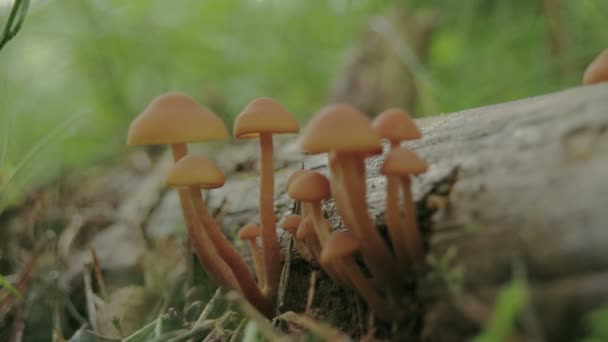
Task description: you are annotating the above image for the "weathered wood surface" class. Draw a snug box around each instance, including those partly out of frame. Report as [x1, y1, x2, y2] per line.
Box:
[200, 83, 608, 340]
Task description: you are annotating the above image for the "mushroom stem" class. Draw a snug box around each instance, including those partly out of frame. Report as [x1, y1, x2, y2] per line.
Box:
[306, 202, 352, 286]
[385, 175, 408, 264]
[301, 229, 322, 262]
[338, 257, 394, 321]
[281, 215, 313, 261]
[259, 132, 280, 307]
[308, 202, 330, 244]
[171, 143, 241, 292]
[248, 239, 266, 288]
[190, 188, 267, 312]
[328, 154, 356, 227]
[400, 176, 424, 266]
[385, 141, 410, 268]
[336, 153, 399, 293]
[297, 217, 344, 284]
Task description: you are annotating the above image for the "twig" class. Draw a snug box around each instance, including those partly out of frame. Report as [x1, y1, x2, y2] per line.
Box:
[83, 265, 97, 332]
[90, 248, 108, 299]
[201, 311, 233, 342]
[277, 235, 293, 314]
[305, 270, 317, 314]
[0, 254, 38, 320]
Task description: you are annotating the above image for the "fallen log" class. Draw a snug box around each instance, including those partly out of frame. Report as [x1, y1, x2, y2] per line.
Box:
[203, 83, 608, 340]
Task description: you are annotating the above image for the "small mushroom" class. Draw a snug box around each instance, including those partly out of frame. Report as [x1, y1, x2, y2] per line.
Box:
[381, 146, 428, 266]
[233, 97, 299, 306]
[295, 216, 345, 284]
[295, 216, 322, 261]
[286, 169, 309, 215]
[164, 160, 240, 293]
[166, 155, 266, 310]
[238, 224, 265, 288]
[372, 108, 422, 267]
[583, 49, 608, 85]
[287, 171, 351, 285]
[320, 231, 394, 321]
[281, 214, 312, 260]
[287, 171, 332, 243]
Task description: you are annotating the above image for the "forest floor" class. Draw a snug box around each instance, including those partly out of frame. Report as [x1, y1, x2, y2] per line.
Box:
[2, 84, 608, 341]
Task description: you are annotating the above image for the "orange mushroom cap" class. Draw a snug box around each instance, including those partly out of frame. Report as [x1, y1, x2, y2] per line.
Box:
[165, 155, 225, 189]
[287, 171, 331, 202]
[286, 169, 310, 192]
[233, 97, 300, 139]
[297, 103, 381, 154]
[281, 214, 303, 234]
[372, 108, 422, 142]
[238, 223, 261, 240]
[583, 49, 608, 85]
[381, 146, 428, 176]
[127, 92, 228, 146]
[320, 231, 360, 264]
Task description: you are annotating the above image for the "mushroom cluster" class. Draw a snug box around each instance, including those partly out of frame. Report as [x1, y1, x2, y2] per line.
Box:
[127, 93, 427, 321]
[286, 104, 427, 320]
[127, 94, 298, 316]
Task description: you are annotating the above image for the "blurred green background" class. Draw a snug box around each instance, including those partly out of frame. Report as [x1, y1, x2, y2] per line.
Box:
[0, 0, 606, 209]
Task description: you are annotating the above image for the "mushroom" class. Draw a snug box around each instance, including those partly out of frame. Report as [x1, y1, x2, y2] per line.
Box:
[233, 97, 299, 306]
[295, 216, 345, 284]
[381, 146, 428, 266]
[297, 103, 397, 292]
[164, 160, 240, 293]
[583, 49, 608, 85]
[372, 108, 422, 267]
[280, 214, 312, 261]
[286, 171, 332, 243]
[286, 168, 309, 215]
[295, 216, 322, 261]
[287, 170, 352, 285]
[166, 154, 266, 310]
[238, 223, 265, 288]
[320, 231, 394, 321]
[127, 93, 241, 292]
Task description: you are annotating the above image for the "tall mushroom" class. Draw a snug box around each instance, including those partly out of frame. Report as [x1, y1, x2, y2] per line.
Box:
[372, 108, 422, 267]
[297, 104, 397, 292]
[381, 146, 428, 266]
[166, 154, 266, 311]
[233, 97, 299, 308]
